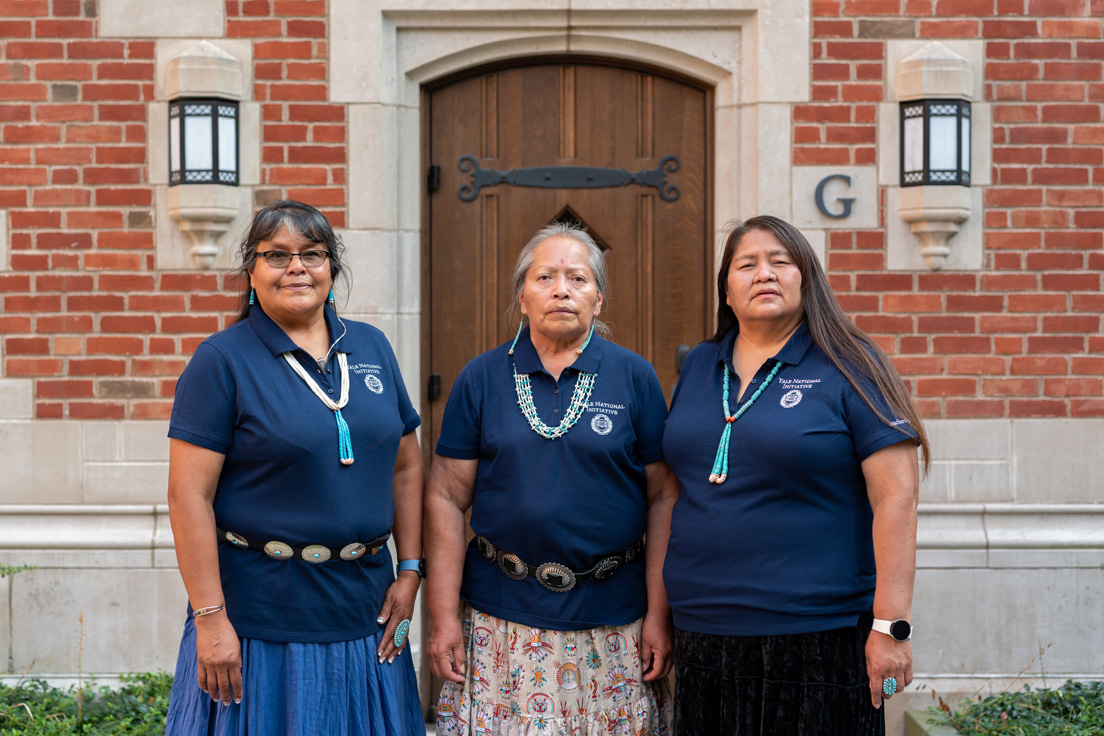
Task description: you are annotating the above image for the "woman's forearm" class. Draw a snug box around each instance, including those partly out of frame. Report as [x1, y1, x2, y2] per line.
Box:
[166, 439, 228, 610]
[391, 431, 425, 567]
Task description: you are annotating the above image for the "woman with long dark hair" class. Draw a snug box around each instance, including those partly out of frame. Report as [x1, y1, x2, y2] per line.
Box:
[662, 215, 929, 734]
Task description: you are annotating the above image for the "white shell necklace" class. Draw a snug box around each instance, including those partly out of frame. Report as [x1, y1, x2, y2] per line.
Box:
[282, 350, 354, 465]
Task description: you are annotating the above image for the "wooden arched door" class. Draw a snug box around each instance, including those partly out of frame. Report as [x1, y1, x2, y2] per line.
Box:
[423, 60, 713, 456]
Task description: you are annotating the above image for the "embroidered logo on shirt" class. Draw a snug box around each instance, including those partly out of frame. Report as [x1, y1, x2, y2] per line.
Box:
[590, 414, 613, 435]
[780, 389, 803, 408]
[364, 374, 384, 394]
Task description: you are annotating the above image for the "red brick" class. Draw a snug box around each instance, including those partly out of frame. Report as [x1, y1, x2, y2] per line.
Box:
[4, 41, 63, 59]
[10, 210, 61, 228]
[982, 378, 1037, 398]
[126, 294, 186, 312]
[814, 19, 855, 35]
[5, 358, 64, 376]
[159, 273, 220, 291]
[1014, 41, 1072, 59]
[50, 252, 79, 269]
[95, 62, 155, 81]
[810, 84, 840, 101]
[891, 356, 945, 374]
[68, 358, 126, 376]
[262, 146, 284, 164]
[288, 104, 344, 122]
[35, 18, 94, 37]
[263, 123, 309, 142]
[1045, 376, 1102, 396]
[855, 314, 915, 333]
[255, 61, 284, 80]
[0, 19, 33, 35]
[33, 187, 90, 206]
[34, 61, 94, 81]
[274, 0, 326, 13]
[1009, 399, 1067, 417]
[1077, 41, 1104, 58]
[994, 105, 1038, 124]
[1027, 251, 1085, 270]
[0, 274, 32, 292]
[131, 401, 174, 420]
[1042, 19, 1102, 37]
[81, 166, 142, 185]
[66, 40, 125, 58]
[287, 19, 325, 37]
[227, 18, 284, 36]
[82, 83, 144, 102]
[52, 168, 78, 185]
[986, 61, 1040, 80]
[67, 294, 125, 311]
[189, 294, 238, 312]
[794, 147, 852, 165]
[1028, 335, 1085, 354]
[150, 337, 178, 354]
[4, 294, 61, 311]
[37, 314, 93, 333]
[269, 83, 327, 101]
[266, 166, 328, 185]
[161, 316, 220, 334]
[917, 274, 979, 292]
[916, 377, 977, 397]
[994, 147, 1044, 165]
[83, 252, 143, 270]
[242, 0, 271, 14]
[0, 104, 31, 122]
[286, 145, 344, 164]
[35, 274, 91, 292]
[985, 188, 1044, 207]
[932, 336, 992, 354]
[946, 294, 1005, 312]
[983, 20, 1038, 38]
[1044, 230, 1102, 249]
[883, 293, 943, 312]
[1028, 0, 1090, 13]
[1043, 314, 1101, 334]
[85, 336, 144, 355]
[66, 125, 123, 143]
[94, 188, 152, 206]
[837, 294, 881, 312]
[1042, 272, 1100, 291]
[36, 379, 94, 399]
[1011, 356, 1069, 375]
[946, 399, 1007, 418]
[794, 126, 822, 144]
[69, 402, 126, 419]
[35, 231, 92, 250]
[101, 314, 156, 332]
[287, 187, 344, 206]
[917, 315, 976, 333]
[6, 253, 44, 271]
[856, 274, 914, 291]
[254, 40, 313, 59]
[132, 357, 189, 375]
[1071, 399, 1104, 417]
[920, 19, 979, 36]
[1042, 105, 1101, 124]
[0, 147, 32, 166]
[0, 166, 47, 186]
[935, 0, 995, 14]
[286, 61, 326, 81]
[948, 356, 1007, 375]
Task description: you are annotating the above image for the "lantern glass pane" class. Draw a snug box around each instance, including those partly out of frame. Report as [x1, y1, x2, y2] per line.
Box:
[961, 115, 971, 175]
[929, 115, 957, 171]
[184, 114, 213, 171]
[903, 116, 924, 173]
[169, 114, 181, 172]
[218, 115, 236, 172]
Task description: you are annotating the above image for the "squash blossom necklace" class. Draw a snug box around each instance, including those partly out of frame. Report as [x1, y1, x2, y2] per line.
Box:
[283, 348, 354, 466]
[509, 323, 596, 440]
[709, 359, 782, 483]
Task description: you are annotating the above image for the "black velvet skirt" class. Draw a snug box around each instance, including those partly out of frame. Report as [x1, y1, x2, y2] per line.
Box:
[673, 612, 884, 736]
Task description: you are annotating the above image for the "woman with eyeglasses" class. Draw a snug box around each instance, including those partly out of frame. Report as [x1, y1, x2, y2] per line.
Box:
[165, 201, 426, 736]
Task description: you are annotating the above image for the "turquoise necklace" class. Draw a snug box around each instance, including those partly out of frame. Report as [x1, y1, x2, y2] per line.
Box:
[283, 350, 354, 465]
[708, 360, 781, 483]
[510, 323, 596, 440]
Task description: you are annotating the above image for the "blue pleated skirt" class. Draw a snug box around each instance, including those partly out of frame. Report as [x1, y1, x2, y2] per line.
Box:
[165, 616, 427, 736]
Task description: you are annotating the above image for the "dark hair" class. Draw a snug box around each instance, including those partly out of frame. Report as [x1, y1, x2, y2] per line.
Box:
[505, 222, 611, 338]
[714, 215, 930, 470]
[232, 200, 348, 322]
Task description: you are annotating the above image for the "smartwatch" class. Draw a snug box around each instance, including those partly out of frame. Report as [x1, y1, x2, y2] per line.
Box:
[872, 618, 913, 642]
[397, 558, 425, 579]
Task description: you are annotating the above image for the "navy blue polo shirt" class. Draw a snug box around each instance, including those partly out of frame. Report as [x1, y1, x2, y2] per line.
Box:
[436, 328, 668, 630]
[662, 324, 916, 637]
[168, 305, 421, 643]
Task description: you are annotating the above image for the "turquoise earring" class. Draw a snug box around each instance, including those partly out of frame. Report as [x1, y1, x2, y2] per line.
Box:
[328, 289, 336, 308]
[507, 320, 524, 355]
[248, 288, 255, 306]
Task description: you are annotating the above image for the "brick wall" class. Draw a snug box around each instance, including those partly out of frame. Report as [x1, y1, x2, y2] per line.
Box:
[804, 0, 1104, 419]
[0, 0, 344, 419]
[1, 0, 1101, 421]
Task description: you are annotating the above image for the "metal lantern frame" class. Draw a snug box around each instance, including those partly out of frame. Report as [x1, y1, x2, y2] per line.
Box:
[899, 98, 971, 187]
[168, 97, 240, 186]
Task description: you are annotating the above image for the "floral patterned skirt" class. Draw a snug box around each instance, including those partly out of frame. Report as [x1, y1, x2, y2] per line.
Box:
[436, 605, 672, 736]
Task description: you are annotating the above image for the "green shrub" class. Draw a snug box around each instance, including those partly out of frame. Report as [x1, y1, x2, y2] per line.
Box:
[0, 672, 173, 735]
[947, 680, 1104, 736]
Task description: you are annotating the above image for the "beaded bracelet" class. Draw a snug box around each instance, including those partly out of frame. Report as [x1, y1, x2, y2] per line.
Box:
[192, 604, 225, 618]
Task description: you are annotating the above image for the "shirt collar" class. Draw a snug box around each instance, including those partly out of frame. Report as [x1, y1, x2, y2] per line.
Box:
[247, 304, 351, 358]
[716, 321, 814, 371]
[510, 325, 606, 376]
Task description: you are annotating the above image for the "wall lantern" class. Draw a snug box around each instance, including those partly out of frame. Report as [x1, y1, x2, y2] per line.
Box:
[169, 98, 239, 187]
[895, 42, 974, 271]
[900, 99, 970, 188]
[165, 41, 244, 269]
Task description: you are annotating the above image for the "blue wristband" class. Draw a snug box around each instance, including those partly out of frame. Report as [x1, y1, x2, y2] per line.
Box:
[397, 558, 425, 579]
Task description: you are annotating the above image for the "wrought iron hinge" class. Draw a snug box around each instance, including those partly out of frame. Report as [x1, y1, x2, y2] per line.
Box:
[456, 155, 681, 202]
[427, 165, 441, 193]
[427, 372, 441, 401]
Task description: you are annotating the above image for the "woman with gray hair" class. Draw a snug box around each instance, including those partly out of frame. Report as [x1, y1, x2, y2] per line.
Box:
[425, 222, 676, 735]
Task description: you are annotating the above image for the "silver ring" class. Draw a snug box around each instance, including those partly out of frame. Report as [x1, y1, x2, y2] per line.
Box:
[882, 677, 898, 696]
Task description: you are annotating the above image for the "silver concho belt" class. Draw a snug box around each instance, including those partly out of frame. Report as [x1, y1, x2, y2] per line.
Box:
[475, 535, 644, 593]
[215, 527, 391, 563]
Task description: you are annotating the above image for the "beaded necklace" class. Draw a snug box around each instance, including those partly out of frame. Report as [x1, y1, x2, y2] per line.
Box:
[282, 350, 354, 465]
[510, 324, 597, 440]
[708, 360, 782, 483]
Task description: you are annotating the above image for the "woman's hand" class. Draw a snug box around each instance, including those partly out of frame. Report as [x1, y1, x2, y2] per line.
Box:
[194, 611, 242, 705]
[427, 612, 467, 683]
[375, 572, 421, 664]
[640, 608, 674, 682]
[865, 632, 912, 709]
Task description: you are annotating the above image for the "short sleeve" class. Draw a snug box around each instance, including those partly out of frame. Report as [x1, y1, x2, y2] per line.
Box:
[167, 342, 236, 454]
[435, 362, 483, 459]
[843, 375, 918, 461]
[385, 338, 421, 435]
[634, 365, 668, 465]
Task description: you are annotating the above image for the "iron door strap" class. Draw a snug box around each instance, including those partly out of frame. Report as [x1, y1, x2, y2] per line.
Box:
[457, 154, 681, 202]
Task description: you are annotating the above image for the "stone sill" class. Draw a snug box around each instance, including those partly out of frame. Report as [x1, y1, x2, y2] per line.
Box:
[905, 710, 960, 736]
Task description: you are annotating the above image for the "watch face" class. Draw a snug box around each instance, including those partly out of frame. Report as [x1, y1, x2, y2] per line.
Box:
[889, 620, 912, 641]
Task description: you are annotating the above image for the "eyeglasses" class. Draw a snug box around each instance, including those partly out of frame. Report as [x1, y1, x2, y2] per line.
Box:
[255, 249, 330, 268]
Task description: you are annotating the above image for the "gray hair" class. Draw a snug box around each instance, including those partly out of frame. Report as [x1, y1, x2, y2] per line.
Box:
[506, 222, 610, 338]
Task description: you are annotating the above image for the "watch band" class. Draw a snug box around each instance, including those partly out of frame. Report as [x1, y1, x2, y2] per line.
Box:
[397, 558, 425, 579]
[871, 617, 913, 641]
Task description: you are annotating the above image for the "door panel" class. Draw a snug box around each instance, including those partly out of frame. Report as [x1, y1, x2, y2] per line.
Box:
[426, 61, 712, 453]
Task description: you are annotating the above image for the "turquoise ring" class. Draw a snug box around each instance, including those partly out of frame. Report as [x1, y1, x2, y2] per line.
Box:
[394, 618, 411, 648]
[882, 677, 898, 696]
